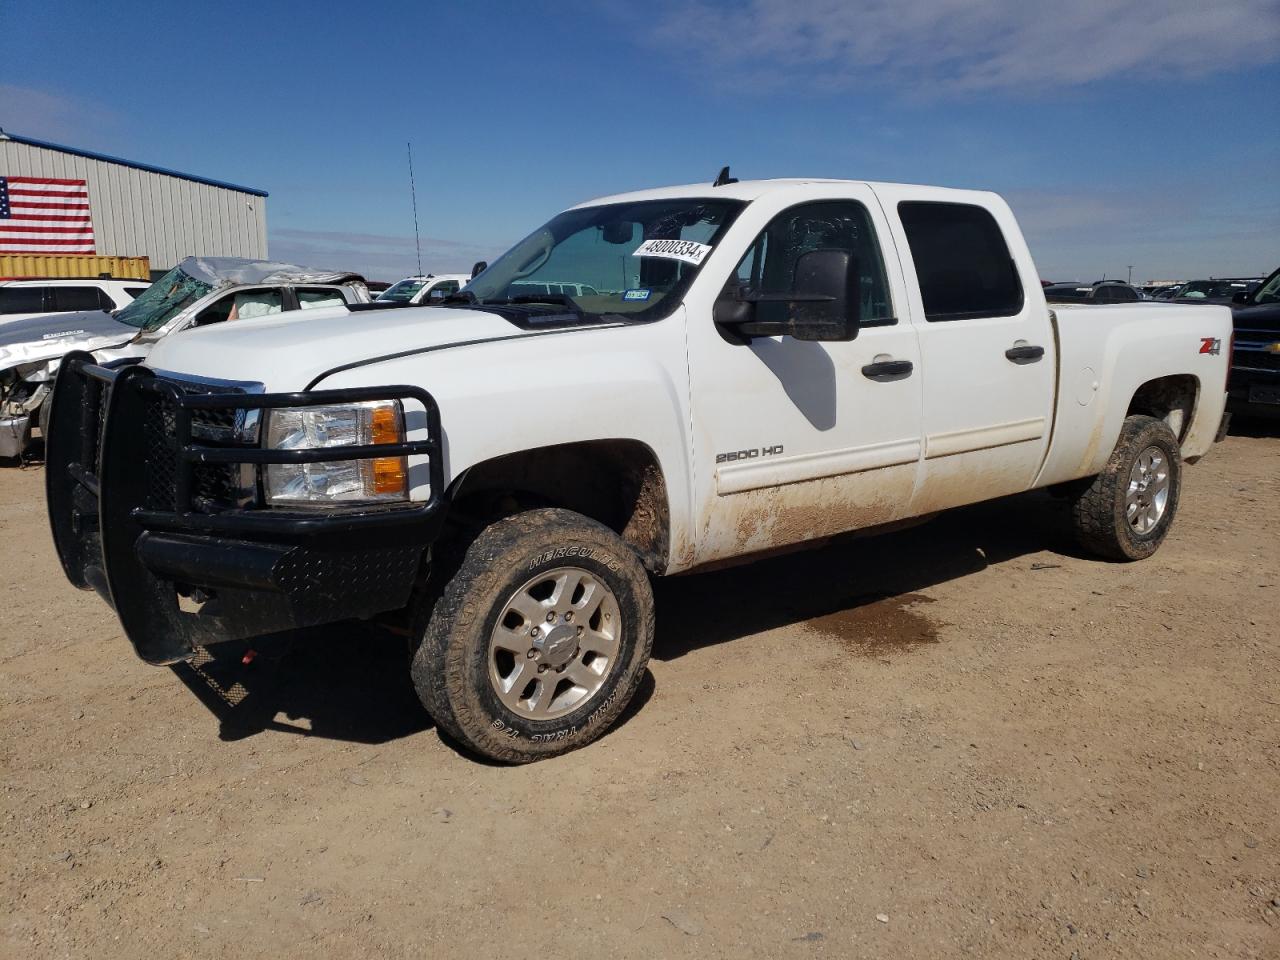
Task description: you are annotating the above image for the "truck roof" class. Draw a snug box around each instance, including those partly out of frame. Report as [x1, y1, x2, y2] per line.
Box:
[574, 178, 1001, 208]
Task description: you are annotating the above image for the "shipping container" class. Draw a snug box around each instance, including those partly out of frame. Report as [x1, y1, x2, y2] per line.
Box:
[0, 254, 151, 281]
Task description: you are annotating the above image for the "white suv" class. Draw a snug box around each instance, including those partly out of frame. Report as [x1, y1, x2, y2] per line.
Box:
[0, 278, 151, 326]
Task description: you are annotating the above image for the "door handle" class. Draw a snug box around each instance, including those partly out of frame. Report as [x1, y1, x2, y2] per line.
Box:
[1005, 344, 1045, 363]
[861, 359, 914, 381]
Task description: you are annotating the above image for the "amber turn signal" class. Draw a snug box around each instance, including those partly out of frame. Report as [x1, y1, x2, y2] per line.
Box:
[370, 404, 407, 495]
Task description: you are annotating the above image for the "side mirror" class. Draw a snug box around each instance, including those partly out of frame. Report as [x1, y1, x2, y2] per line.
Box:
[1232, 291, 1251, 305]
[714, 249, 860, 343]
[470, 260, 488, 279]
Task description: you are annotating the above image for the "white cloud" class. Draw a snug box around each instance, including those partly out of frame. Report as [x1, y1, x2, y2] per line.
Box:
[649, 0, 1280, 94]
[0, 85, 119, 144]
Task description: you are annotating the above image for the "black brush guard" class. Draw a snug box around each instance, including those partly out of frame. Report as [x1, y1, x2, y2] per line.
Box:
[47, 352, 447, 665]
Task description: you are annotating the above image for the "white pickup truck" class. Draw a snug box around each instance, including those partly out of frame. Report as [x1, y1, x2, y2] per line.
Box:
[47, 176, 1232, 763]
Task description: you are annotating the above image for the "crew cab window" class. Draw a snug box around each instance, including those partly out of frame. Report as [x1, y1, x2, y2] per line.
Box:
[732, 200, 895, 326]
[0, 287, 46, 314]
[50, 286, 109, 312]
[898, 202, 1024, 321]
[297, 288, 347, 309]
[193, 288, 285, 326]
[123, 286, 148, 300]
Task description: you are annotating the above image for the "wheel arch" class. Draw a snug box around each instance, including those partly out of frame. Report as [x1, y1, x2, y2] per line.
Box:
[446, 439, 671, 573]
[1126, 373, 1199, 443]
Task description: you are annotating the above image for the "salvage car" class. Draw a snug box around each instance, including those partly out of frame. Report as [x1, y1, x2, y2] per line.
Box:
[1226, 264, 1280, 418]
[46, 176, 1231, 762]
[0, 257, 369, 459]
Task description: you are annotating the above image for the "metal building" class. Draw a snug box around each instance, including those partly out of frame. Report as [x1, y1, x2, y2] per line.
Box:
[0, 129, 268, 274]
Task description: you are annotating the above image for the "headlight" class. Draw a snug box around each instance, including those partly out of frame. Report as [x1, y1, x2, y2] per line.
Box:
[264, 400, 408, 505]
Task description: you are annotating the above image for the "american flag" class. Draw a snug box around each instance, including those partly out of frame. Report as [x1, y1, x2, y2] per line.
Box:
[0, 176, 96, 254]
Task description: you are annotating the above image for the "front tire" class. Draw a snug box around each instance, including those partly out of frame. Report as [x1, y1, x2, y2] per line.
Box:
[1070, 415, 1182, 561]
[411, 508, 654, 762]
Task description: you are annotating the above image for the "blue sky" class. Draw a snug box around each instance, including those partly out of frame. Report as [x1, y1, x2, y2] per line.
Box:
[3, 0, 1279, 282]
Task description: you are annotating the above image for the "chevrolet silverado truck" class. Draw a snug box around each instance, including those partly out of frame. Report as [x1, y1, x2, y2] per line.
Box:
[46, 177, 1232, 762]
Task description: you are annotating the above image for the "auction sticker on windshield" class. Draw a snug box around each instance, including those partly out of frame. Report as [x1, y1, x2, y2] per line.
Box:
[633, 239, 713, 266]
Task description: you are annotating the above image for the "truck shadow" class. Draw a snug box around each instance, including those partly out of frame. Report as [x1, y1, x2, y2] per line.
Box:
[170, 623, 431, 745]
[171, 490, 1073, 750]
[170, 620, 656, 756]
[652, 489, 1075, 661]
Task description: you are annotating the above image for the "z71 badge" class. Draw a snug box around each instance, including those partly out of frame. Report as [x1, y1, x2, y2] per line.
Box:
[1200, 337, 1222, 356]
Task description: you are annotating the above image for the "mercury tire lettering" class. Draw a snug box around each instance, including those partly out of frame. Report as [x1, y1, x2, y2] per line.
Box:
[632, 239, 713, 266]
[528, 546, 621, 571]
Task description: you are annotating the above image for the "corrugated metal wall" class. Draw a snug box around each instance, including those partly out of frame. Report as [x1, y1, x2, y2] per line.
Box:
[1, 139, 268, 271]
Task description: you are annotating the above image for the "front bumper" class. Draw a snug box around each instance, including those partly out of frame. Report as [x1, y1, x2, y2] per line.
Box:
[1227, 352, 1280, 419]
[46, 353, 447, 665]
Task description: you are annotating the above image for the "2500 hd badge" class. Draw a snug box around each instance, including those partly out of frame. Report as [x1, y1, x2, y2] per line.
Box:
[716, 445, 784, 464]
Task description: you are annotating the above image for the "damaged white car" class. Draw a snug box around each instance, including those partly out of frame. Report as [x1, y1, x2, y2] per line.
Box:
[0, 257, 370, 459]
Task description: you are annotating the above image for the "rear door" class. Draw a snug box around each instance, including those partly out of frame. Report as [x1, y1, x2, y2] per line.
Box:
[883, 196, 1056, 513]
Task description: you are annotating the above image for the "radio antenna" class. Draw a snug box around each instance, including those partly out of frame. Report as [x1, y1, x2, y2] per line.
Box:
[407, 141, 423, 275]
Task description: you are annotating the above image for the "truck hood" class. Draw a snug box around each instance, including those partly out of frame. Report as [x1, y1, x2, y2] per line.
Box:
[0, 309, 137, 370]
[144, 305, 570, 390]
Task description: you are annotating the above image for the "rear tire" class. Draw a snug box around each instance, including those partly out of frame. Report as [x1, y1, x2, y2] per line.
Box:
[1069, 415, 1182, 561]
[410, 508, 654, 763]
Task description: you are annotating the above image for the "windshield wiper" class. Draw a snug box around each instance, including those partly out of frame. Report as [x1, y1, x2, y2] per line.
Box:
[486, 293, 585, 316]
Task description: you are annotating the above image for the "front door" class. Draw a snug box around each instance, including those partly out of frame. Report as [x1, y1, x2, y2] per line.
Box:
[684, 187, 924, 567]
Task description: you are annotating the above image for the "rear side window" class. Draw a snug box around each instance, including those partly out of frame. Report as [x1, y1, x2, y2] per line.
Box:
[297, 288, 347, 309]
[50, 286, 108, 312]
[124, 286, 148, 300]
[898, 202, 1024, 321]
[0, 287, 46, 314]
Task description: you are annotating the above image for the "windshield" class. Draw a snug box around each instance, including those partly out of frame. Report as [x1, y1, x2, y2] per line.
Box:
[464, 198, 745, 321]
[1249, 271, 1280, 305]
[113, 266, 213, 331]
[378, 279, 428, 302]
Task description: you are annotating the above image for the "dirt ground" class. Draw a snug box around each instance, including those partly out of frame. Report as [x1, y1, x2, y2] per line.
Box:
[2, 427, 1277, 960]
